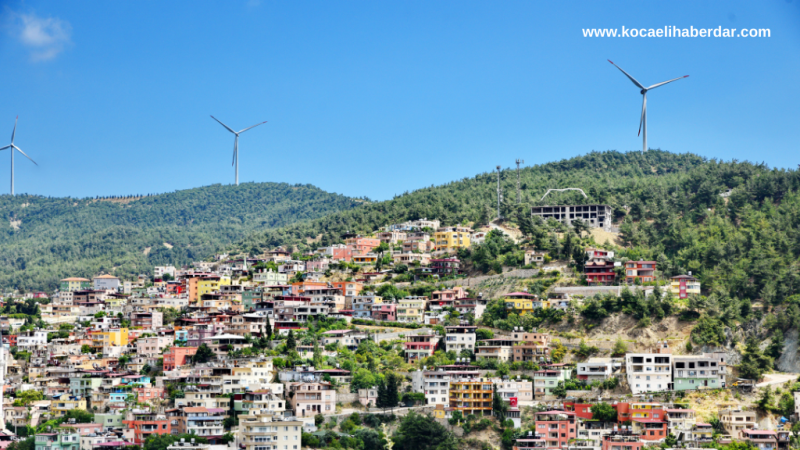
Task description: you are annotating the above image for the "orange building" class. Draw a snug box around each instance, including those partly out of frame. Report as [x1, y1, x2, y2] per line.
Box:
[331, 281, 363, 297]
[344, 237, 381, 254]
[163, 346, 198, 371]
[291, 281, 329, 296]
[123, 411, 172, 444]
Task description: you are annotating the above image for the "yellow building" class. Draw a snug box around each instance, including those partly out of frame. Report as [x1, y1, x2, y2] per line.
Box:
[434, 226, 472, 250]
[92, 328, 129, 349]
[433, 404, 446, 419]
[504, 292, 541, 315]
[449, 379, 493, 416]
[669, 275, 701, 299]
[197, 276, 231, 299]
[52, 397, 88, 417]
[104, 297, 127, 308]
[397, 297, 428, 323]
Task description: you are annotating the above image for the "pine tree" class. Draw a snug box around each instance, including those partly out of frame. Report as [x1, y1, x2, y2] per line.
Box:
[385, 372, 399, 408]
[376, 379, 388, 409]
[286, 330, 296, 351]
[264, 319, 273, 340]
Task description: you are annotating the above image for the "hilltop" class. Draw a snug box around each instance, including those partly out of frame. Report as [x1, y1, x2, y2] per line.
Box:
[0, 182, 364, 291]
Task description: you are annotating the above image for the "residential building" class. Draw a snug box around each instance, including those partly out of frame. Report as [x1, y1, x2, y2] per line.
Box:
[601, 433, 644, 450]
[377, 231, 407, 245]
[741, 430, 778, 450]
[131, 311, 163, 330]
[163, 346, 198, 371]
[669, 274, 701, 299]
[530, 204, 613, 231]
[352, 295, 382, 319]
[397, 297, 428, 323]
[93, 274, 121, 291]
[533, 411, 577, 449]
[404, 334, 440, 362]
[719, 408, 757, 438]
[449, 378, 493, 416]
[344, 236, 381, 254]
[239, 410, 302, 450]
[524, 250, 547, 266]
[504, 292, 541, 315]
[371, 303, 396, 321]
[444, 325, 476, 354]
[511, 333, 550, 363]
[475, 337, 515, 362]
[672, 352, 726, 391]
[577, 358, 619, 382]
[123, 410, 171, 444]
[434, 226, 472, 250]
[183, 407, 225, 441]
[91, 328, 129, 349]
[331, 281, 363, 297]
[431, 258, 463, 276]
[625, 341, 672, 394]
[585, 250, 618, 286]
[287, 382, 336, 417]
[253, 269, 288, 285]
[533, 364, 572, 397]
[34, 431, 81, 450]
[154, 265, 177, 279]
[625, 261, 657, 284]
[665, 408, 696, 438]
[60, 277, 92, 292]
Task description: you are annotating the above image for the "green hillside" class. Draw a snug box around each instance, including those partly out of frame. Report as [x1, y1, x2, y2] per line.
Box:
[237, 150, 800, 306]
[0, 182, 364, 291]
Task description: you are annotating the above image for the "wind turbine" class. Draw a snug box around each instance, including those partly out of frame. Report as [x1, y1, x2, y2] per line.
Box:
[210, 115, 267, 186]
[0, 117, 38, 195]
[608, 60, 689, 154]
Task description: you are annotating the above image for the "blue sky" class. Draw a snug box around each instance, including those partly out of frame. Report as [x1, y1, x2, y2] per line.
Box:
[1, 1, 799, 200]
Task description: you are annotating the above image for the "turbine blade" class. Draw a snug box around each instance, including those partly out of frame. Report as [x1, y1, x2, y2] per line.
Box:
[638, 93, 647, 136]
[238, 121, 267, 134]
[12, 144, 37, 165]
[647, 75, 689, 90]
[11, 116, 18, 144]
[608, 60, 645, 90]
[210, 115, 236, 134]
[0, 145, 11, 151]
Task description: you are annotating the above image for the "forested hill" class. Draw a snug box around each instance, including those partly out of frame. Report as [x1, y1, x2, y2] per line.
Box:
[236, 150, 800, 305]
[0, 182, 364, 291]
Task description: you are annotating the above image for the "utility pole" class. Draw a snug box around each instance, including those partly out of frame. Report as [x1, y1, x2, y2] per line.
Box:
[515, 159, 524, 204]
[496, 165, 502, 220]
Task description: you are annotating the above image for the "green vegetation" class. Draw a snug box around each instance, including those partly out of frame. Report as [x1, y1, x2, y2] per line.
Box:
[589, 402, 618, 422]
[0, 182, 362, 290]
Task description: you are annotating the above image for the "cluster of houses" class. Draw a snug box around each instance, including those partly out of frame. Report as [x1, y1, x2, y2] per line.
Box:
[0, 213, 780, 450]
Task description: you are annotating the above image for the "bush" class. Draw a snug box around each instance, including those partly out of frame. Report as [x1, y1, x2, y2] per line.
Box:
[314, 414, 325, 426]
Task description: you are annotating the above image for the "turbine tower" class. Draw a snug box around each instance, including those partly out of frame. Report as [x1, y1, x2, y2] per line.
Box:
[210, 115, 267, 185]
[0, 117, 38, 195]
[608, 60, 689, 154]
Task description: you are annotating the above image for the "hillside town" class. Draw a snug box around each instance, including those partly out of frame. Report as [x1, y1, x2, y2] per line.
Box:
[0, 212, 795, 450]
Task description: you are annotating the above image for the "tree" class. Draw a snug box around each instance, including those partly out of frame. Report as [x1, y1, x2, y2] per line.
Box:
[392, 411, 458, 450]
[81, 344, 93, 354]
[475, 328, 494, 340]
[385, 372, 400, 408]
[355, 428, 386, 450]
[12, 390, 43, 406]
[286, 330, 297, 351]
[664, 433, 678, 448]
[143, 434, 209, 450]
[193, 344, 215, 364]
[492, 384, 509, 422]
[611, 338, 628, 357]
[589, 402, 617, 422]
[739, 337, 773, 381]
[264, 319, 272, 340]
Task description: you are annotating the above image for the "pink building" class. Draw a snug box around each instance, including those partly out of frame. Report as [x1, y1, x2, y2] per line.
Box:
[345, 237, 381, 255]
[371, 304, 396, 321]
[533, 411, 577, 449]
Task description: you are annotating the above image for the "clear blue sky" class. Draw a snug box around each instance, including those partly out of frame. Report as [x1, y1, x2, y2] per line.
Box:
[1, 1, 798, 200]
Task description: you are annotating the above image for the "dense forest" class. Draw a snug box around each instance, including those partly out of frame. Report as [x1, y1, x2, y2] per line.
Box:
[236, 150, 800, 307]
[0, 182, 363, 291]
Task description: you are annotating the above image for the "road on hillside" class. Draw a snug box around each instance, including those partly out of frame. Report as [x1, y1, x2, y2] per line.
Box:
[756, 373, 799, 388]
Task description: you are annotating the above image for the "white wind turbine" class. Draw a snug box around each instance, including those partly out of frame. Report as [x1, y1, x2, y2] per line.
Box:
[0, 117, 38, 195]
[210, 115, 267, 186]
[608, 60, 689, 154]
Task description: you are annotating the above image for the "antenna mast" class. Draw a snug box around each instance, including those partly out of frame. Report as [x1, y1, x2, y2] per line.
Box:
[515, 159, 524, 204]
[496, 166, 502, 220]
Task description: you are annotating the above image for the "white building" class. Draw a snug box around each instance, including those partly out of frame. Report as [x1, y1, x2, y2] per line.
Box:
[577, 357, 619, 382]
[444, 325, 477, 354]
[93, 274, 121, 291]
[155, 265, 177, 279]
[625, 341, 673, 394]
[17, 330, 48, 350]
